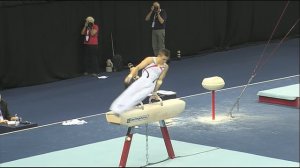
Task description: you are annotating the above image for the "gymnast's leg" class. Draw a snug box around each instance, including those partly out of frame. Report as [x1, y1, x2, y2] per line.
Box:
[110, 78, 155, 114]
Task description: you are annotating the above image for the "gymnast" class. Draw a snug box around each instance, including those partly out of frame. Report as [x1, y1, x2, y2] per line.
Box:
[110, 48, 170, 115]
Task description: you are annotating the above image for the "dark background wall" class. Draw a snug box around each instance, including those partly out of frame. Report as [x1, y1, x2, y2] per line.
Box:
[0, 0, 299, 89]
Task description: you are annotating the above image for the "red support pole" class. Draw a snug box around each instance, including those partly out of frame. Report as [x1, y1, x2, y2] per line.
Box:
[159, 120, 175, 159]
[119, 127, 134, 167]
[212, 90, 215, 120]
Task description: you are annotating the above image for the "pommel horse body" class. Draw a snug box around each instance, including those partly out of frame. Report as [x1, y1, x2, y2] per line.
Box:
[106, 98, 186, 167]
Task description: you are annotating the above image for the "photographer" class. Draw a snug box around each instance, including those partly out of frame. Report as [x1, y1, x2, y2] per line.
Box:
[0, 94, 19, 124]
[81, 16, 100, 78]
[145, 1, 167, 56]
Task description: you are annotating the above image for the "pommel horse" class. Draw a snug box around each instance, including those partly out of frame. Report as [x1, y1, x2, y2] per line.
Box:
[106, 98, 186, 167]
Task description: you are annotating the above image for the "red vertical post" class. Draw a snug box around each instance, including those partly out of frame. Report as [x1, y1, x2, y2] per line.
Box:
[159, 120, 175, 159]
[212, 90, 215, 120]
[119, 127, 134, 167]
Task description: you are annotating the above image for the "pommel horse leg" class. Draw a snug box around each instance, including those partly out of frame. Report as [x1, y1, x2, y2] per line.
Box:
[106, 99, 186, 167]
[159, 120, 175, 159]
[119, 127, 134, 167]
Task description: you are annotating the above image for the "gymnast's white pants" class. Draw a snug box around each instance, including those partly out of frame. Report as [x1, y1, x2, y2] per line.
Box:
[110, 76, 155, 114]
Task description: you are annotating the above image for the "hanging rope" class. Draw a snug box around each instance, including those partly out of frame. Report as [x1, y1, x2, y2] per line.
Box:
[145, 123, 149, 165]
[227, 0, 297, 117]
[256, 18, 300, 73]
[252, 0, 290, 76]
[228, 17, 299, 118]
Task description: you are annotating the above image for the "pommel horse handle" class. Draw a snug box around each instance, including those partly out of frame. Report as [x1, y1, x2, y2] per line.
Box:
[149, 96, 163, 106]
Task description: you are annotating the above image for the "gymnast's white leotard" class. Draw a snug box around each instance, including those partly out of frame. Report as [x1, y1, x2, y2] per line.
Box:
[110, 57, 166, 114]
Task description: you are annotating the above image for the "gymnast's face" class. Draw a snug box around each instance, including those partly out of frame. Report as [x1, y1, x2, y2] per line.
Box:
[157, 54, 169, 64]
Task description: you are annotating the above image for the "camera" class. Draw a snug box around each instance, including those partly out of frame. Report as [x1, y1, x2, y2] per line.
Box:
[87, 22, 93, 29]
[153, 6, 161, 13]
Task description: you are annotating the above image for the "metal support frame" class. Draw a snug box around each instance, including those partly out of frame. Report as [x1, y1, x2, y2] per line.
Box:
[118, 119, 175, 167]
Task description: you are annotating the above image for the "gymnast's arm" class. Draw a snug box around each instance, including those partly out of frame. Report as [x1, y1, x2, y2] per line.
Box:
[124, 57, 153, 84]
[152, 64, 169, 95]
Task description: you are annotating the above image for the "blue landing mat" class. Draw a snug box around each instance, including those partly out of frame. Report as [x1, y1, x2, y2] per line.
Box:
[257, 84, 299, 100]
[1, 134, 298, 167]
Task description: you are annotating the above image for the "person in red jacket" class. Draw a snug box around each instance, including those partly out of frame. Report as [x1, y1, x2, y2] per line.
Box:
[81, 16, 101, 77]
